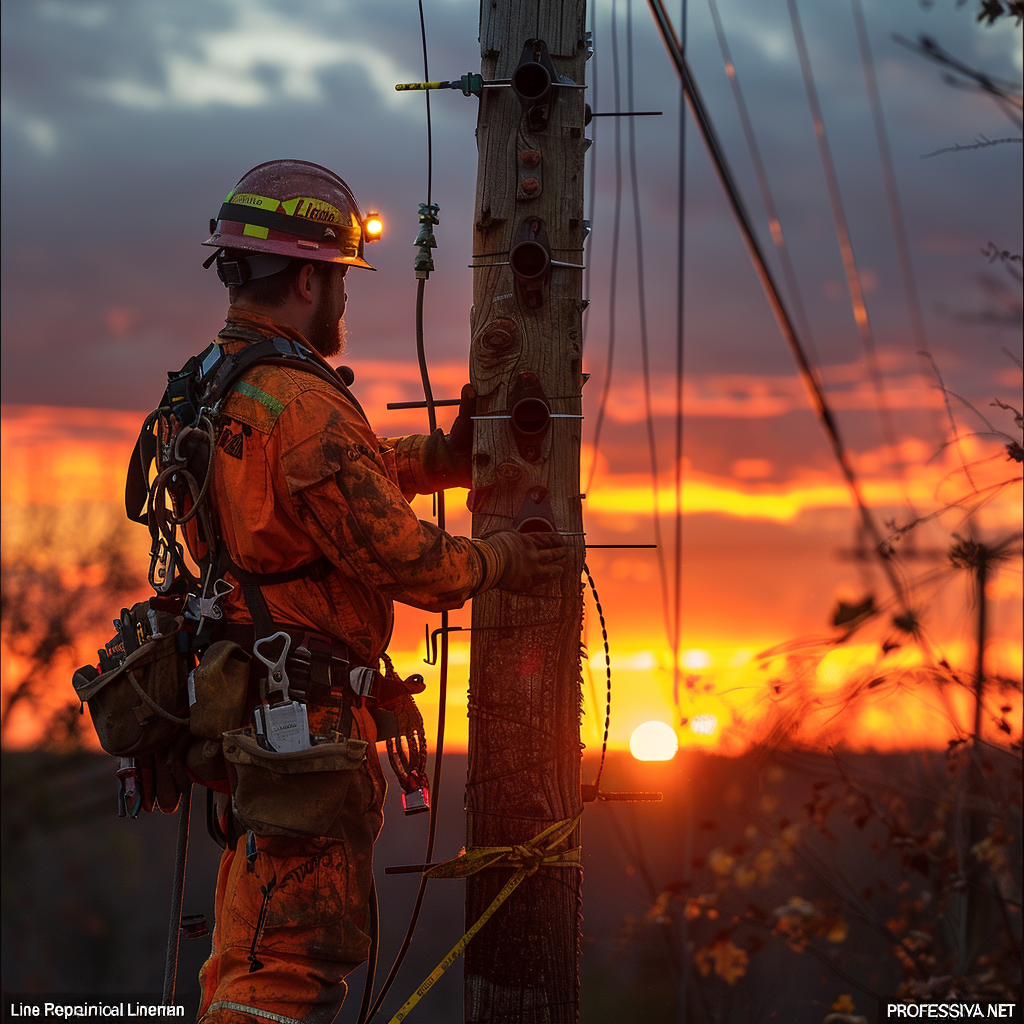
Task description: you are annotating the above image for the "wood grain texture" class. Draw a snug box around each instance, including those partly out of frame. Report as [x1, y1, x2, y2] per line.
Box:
[466, 1, 587, 1021]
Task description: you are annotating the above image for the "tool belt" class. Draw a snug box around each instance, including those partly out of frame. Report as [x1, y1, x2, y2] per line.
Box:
[213, 623, 382, 706]
[195, 622, 398, 840]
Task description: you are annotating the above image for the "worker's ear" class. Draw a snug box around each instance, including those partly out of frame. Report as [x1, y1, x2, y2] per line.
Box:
[293, 262, 319, 305]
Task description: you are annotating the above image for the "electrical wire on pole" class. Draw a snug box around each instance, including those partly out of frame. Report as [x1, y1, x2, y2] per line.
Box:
[849, 0, 945, 446]
[358, 4, 449, 1019]
[626, 0, 674, 669]
[645, 0, 913, 612]
[671, 0, 687, 712]
[705, 0, 822, 381]
[784, 0, 909, 493]
[586, 0, 625, 496]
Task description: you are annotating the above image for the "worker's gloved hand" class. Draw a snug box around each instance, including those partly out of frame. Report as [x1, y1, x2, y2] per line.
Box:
[487, 530, 568, 593]
[445, 383, 476, 489]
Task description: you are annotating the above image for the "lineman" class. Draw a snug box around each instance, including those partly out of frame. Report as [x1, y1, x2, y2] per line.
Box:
[189, 160, 566, 1022]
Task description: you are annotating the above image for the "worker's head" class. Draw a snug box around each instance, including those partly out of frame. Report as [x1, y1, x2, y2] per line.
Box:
[203, 159, 374, 356]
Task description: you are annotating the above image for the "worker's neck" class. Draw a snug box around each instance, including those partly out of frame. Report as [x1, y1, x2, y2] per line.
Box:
[230, 296, 314, 341]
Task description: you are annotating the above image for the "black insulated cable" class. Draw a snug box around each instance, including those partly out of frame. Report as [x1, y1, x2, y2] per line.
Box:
[358, 3, 450, 1020]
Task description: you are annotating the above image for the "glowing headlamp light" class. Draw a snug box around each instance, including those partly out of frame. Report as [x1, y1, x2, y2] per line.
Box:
[363, 212, 384, 242]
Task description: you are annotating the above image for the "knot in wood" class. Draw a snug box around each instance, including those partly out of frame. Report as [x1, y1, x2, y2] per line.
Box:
[480, 318, 518, 352]
[497, 460, 523, 482]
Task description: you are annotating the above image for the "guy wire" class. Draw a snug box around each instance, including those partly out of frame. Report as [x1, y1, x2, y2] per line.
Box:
[672, 0, 687, 713]
[359, 3, 446, 1019]
[583, 0, 598, 342]
[586, 0, 625, 495]
[645, 0, 912, 612]
[849, 0, 945, 443]
[785, 0, 910, 499]
[705, 0, 821, 378]
[627, 0, 674, 660]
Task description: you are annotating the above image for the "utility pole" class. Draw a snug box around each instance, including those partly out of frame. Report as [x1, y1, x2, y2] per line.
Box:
[466, 1, 588, 1021]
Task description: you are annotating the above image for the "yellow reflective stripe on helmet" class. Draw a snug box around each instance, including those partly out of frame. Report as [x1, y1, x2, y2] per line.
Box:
[227, 192, 282, 211]
[224, 194, 344, 227]
[243, 224, 270, 239]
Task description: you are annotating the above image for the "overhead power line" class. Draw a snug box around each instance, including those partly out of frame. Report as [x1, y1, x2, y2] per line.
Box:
[672, 0, 687, 711]
[644, 0, 911, 610]
[626, 0, 674, 660]
[587, 0, 626, 495]
[705, 0, 821, 380]
[784, 0, 906, 484]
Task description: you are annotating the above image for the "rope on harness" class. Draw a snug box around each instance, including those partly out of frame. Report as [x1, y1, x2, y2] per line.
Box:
[385, 815, 582, 1024]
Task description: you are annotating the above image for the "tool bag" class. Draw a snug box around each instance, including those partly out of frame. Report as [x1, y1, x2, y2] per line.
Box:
[222, 728, 371, 838]
[72, 600, 190, 758]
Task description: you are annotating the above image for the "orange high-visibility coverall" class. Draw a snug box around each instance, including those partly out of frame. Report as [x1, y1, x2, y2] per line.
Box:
[195, 309, 503, 1024]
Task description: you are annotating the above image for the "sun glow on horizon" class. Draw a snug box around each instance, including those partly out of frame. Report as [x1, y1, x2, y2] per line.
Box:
[629, 721, 679, 761]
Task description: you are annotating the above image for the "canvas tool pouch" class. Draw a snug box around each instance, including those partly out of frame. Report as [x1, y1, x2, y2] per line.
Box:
[72, 631, 189, 758]
[189, 640, 251, 740]
[222, 727, 369, 839]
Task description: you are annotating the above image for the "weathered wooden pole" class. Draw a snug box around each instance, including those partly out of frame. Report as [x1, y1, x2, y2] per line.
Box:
[466, 1, 588, 1021]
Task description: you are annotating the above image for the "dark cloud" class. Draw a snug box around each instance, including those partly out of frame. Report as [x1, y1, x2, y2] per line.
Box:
[1, 0, 1020, 414]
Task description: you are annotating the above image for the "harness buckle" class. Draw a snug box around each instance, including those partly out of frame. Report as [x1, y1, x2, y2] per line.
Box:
[184, 578, 234, 623]
[349, 666, 379, 700]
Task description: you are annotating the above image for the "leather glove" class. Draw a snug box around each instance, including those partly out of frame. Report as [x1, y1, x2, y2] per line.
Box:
[486, 530, 567, 593]
[445, 383, 476, 488]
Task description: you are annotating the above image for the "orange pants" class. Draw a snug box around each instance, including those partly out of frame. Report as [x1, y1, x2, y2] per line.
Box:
[198, 705, 385, 1024]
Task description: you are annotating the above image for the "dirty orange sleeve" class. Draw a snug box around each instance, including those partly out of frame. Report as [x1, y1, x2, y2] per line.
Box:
[278, 390, 490, 612]
[378, 432, 465, 499]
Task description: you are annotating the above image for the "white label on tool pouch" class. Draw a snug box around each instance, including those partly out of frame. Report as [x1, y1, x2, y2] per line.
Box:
[187, 669, 197, 707]
[265, 700, 311, 752]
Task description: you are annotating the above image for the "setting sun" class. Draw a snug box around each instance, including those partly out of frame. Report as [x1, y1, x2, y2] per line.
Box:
[629, 721, 679, 761]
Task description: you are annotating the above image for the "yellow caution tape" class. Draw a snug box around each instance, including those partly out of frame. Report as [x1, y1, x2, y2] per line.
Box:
[386, 813, 582, 1024]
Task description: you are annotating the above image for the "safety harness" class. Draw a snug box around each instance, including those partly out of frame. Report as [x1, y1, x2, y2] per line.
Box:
[124, 334, 363, 630]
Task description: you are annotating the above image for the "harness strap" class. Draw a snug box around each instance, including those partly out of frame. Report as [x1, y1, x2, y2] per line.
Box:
[224, 554, 331, 643]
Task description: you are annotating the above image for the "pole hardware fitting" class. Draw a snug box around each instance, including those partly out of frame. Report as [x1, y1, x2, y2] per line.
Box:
[424, 624, 470, 666]
[510, 217, 552, 308]
[395, 73, 502, 97]
[511, 38, 585, 131]
[514, 486, 557, 534]
[519, 148, 542, 199]
[583, 105, 663, 126]
[581, 784, 663, 803]
[508, 371, 550, 463]
[413, 202, 440, 280]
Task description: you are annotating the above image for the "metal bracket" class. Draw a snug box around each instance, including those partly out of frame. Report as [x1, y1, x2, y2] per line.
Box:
[508, 372, 549, 462]
[581, 785, 664, 803]
[514, 486, 557, 533]
[424, 624, 471, 666]
[510, 217, 552, 309]
[512, 39, 559, 131]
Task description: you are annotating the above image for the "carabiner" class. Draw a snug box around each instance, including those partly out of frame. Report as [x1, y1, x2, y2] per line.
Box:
[253, 632, 292, 701]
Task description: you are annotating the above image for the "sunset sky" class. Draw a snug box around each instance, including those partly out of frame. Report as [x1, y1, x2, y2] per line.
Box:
[2, 0, 1021, 754]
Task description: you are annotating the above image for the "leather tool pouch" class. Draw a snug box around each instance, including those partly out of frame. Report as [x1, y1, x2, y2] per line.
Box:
[72, 610, 190, 759]
[222, 728, 369, 839]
